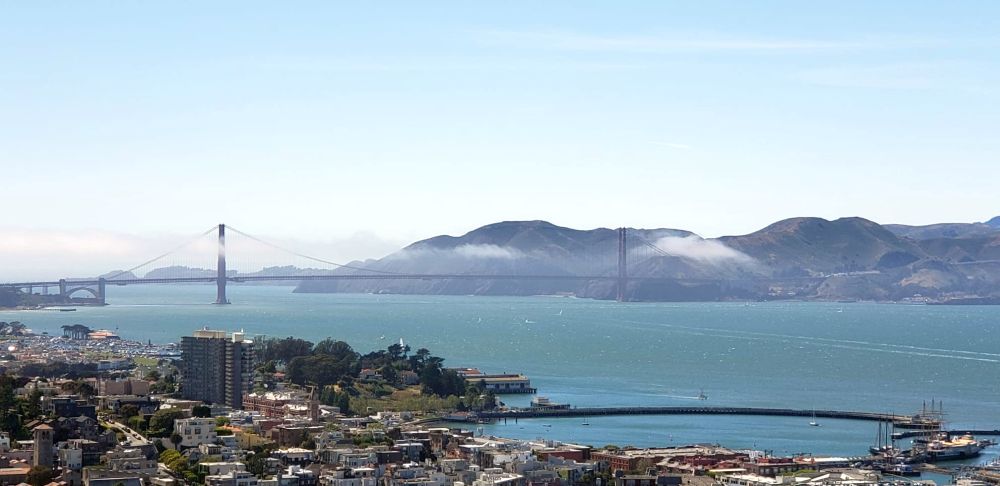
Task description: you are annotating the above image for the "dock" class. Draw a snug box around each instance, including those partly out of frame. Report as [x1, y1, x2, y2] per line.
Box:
[893, 429, 1000, 440]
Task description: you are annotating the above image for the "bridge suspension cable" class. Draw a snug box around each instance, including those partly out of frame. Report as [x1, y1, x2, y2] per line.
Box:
[628, 231, 677, 260]
[225, 226, 402, 275]
[103, 226, 219, 281]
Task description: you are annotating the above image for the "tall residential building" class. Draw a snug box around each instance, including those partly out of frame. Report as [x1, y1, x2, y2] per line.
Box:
[181, 328, 254, 409]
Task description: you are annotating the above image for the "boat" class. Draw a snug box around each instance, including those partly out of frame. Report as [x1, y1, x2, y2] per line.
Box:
[809, 410, 820, 426]
[530, 396, 571, 410]
[581, 422, 590, 426]
[878, 463, 920, 477]
[922, 433, 990, 461]
[697, 389, 708, 400]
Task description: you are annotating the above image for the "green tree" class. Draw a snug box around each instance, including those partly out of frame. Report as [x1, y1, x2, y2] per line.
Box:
[26, 466, 55, 486]
[63, 380, 96, 398]
[148, 408, 185, 436]
[128, 415, 146, 433]
[146, 370, 161, 382]
[119, 404, 140, 419]
[287, 350, 357, 388]
[260, 336, 314, 363]
[0, 373, 20, 436]
[246, 453, 267, 476]
[170, 433, 183, 448]
[192, 405, 211, 418]
[23, 388, 43, 419]
[380, 365, 397, 384]
[337, 393, 350, 415]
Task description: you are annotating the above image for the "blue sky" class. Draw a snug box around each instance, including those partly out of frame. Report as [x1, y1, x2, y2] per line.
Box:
[1, 2, 999, 277]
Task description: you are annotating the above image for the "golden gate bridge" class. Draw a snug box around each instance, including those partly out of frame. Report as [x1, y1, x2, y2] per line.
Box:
[0, 224, 806, 305]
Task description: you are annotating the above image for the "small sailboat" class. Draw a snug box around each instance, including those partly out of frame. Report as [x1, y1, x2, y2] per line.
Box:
[581, 421, 590, 426]
[809, 410, 820, 426]
[697, 389, 708, 400]
[557, 309, 563, 316]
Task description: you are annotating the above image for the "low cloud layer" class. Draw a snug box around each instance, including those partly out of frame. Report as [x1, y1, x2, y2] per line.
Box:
[453, 244, 524, 259]
[391, 244, 525, 261]
[654, 235, 755, 265]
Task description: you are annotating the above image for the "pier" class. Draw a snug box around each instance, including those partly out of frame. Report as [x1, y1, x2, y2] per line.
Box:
[893, 429, 1000, 440]
[464, 406, 944, 428]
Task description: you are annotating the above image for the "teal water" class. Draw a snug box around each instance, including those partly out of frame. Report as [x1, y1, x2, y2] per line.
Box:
[2, 285, 998, 462]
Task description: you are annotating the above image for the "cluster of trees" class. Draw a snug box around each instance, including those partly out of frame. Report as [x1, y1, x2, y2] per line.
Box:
[0, 321, 28, 336]
[138, 408, 185, 437]
[160, 449, 200, 483]
[257, 337, 468, 398]
[19, 361, 98, 379]
[144, 366, 179, 395]
[286, 339, 359, 388]
[0, 373, 44, 439]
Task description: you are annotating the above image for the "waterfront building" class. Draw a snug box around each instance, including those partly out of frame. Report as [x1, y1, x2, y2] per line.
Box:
[463, 374, 535, 394]
[181, 329, 255, 408]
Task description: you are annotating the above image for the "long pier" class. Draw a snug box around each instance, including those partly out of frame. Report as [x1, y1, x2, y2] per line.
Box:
[893, 429, 1000, 439]
[466, 407, 942, 428]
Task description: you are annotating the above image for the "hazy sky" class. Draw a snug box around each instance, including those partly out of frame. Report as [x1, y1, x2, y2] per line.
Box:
[2, 2, 999, 279]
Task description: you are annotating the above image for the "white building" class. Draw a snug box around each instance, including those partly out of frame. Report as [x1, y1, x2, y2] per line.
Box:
[199, 462, 247, 476]
[472, 471, 524, 486]
[104, 448, 158, 475]
[206, 470, 259, 486]
[175, 417, 218, 448]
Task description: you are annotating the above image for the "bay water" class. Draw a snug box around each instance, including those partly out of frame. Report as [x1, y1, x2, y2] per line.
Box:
[2, 285, 998, 462]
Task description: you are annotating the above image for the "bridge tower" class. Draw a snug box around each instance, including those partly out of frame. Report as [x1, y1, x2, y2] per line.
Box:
[617, 227, 627, 302]
[215, 224, 230, 304]
[97, 278, 107, 305]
